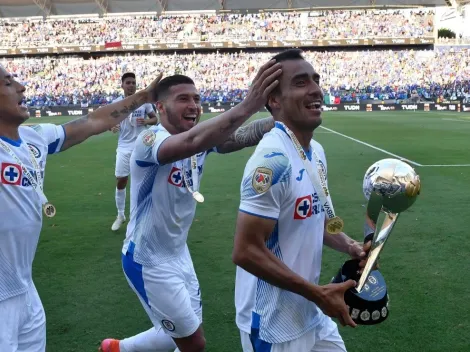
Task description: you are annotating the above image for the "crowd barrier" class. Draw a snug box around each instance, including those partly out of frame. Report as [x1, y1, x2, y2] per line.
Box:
[27, 102, 470, 118]
[1, 37, 435, 57]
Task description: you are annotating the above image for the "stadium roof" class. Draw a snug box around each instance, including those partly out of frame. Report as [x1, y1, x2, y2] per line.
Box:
[0, 0, 451, 18]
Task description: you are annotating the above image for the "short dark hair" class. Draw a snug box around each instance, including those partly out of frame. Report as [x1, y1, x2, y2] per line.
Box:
[121, 72, 136, 82]
[265, 49, 305, 113]
[154, 74, 195, 101]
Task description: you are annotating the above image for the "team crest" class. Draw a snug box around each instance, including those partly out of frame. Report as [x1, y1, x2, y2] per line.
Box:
[252, 167, 273, 194]
[142, 131, 156, 146]
[168, 167, 183, 187]
[161, 319, 176, 332]
[1, 163, 22, 185]
[27, 143, 41, 158]
[294, 195, 312, 219]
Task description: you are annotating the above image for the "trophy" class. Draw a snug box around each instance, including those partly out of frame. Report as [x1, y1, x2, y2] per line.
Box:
[332, 158, 421, 325]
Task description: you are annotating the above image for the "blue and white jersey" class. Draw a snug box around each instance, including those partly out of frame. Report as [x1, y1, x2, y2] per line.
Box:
[123, 125, 215, 266]
[235, 122, 328, 344]
[0, 124, 65, 302]
[112, 97, 154, 152]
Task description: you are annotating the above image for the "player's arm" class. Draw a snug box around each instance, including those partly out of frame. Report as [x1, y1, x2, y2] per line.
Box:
[144, 111, 159, 126]
[233, 212, 320, 298]
[59, 73, 163, 151]
[215, 116, 275, 154]
[323, 226, 359, 255]
[156, 60, 281, 165]
[323, 220, 373, 272]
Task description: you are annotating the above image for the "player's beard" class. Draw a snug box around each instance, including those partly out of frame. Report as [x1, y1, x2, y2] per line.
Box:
[167, 106, 198, 133]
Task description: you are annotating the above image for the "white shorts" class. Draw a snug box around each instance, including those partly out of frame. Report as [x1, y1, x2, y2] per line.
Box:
[240, 315, 346, 352]
[122, 245, 202, 339]
[115, 149, 132, 178]
[0, 282, 46, 352]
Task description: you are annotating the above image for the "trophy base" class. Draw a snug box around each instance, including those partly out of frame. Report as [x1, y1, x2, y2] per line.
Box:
[331, 260, 389, 325]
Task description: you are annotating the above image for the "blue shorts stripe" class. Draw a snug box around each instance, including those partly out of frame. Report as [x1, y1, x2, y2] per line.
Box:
[250, 312, 272, 352]
[122, 246, 149, 306]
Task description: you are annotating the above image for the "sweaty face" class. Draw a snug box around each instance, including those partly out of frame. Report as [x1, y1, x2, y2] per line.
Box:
[158, 84, 202, 134]
[122, 77, 137, 96]
[270, 59, 324, 131]
[0, 65, 29, 123]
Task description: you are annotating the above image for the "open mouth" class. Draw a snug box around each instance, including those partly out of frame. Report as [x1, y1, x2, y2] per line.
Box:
[183, 115, 197, 123]
[305, 101, 322, 111]
[18, 98, 28, 109]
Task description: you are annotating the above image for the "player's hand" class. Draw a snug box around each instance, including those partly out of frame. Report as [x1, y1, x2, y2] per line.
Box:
[142, 72, 164, 103]
[241, 59, 282, 115]
[317, 281, 357, 328]
[110, 125, 120, 133]
[136, 118, 146, 126]
[349, 240, 379, 273]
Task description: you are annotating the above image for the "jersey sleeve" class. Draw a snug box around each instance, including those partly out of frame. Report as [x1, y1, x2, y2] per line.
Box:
[239, 148, 291, 220]
[31, 123, 66, 155]
[145, 103, 154, 114]
[133, 128, 171, 166]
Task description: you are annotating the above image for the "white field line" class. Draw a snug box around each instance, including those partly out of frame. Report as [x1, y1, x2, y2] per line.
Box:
[442, 118, 470, 122]
[420, 164, 470, 167]
[319, 126, 423, 166]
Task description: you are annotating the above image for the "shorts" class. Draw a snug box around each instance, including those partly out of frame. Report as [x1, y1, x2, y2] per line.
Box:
[0, 282, 46, 352]
[115, 149, 132, 178]
[122, 244, 202, 339]
[240, 315, 346, 352]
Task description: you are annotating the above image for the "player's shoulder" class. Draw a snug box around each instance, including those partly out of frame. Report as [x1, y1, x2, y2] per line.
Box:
[245, 133, 291, 181]
[310, 138, 325, 154]
[135, 124, 168, 147]
[19, 124, 49, 144]
[254, 127, 289, 152]
[112, 96, 123, 103]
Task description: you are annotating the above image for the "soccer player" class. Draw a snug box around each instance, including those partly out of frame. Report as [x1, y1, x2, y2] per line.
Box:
[99, 60, 281, 352]
[232, 49, 371, 351]
[0, 64, 163, 352]
[111, 72, 159, 231]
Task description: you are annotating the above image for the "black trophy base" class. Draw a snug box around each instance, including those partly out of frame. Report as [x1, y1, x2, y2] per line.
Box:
[331, 259, 389, 325]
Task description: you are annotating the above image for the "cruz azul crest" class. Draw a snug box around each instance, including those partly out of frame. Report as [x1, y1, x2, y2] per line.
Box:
[252, 167, 273, 194]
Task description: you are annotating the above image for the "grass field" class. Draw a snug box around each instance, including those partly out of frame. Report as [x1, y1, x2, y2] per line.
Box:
[32, 111, 470, 352]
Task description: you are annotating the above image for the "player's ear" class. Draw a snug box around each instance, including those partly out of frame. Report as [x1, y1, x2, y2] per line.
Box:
[267, 94, 281, 111]
[156, 101, 165, 115]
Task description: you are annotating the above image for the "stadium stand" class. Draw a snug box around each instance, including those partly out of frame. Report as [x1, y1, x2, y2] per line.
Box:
[0, 0, 468, 107]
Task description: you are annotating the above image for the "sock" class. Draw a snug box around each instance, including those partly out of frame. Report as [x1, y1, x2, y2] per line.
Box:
[115, 188, 126, 217]
[119, 327, 176, 352]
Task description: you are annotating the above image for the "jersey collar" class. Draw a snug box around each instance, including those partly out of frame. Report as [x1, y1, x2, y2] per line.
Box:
[0, 136, 22, 147]
[274, 121, 312, 161]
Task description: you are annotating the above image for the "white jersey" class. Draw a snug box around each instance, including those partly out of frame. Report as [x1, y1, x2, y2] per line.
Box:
[0, 124, 65, 302]
[235, 122, 328, 344]
[112, 97, 154, 152]
[123, 125, 216, 266]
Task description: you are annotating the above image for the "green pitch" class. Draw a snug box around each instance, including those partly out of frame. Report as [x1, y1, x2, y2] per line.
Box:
[32, 111, 470, 351]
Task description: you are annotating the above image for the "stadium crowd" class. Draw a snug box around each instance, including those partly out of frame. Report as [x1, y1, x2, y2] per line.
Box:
[2, 47, 469, 107]
[0, 9, 434, 48]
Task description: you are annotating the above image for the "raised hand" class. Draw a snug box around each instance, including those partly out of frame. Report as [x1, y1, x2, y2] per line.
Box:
[143, 72, 164, 104]
[241, 59, 282, 115]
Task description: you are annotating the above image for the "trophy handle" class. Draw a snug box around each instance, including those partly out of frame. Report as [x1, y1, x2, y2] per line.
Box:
[356, 193, 401, 293]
